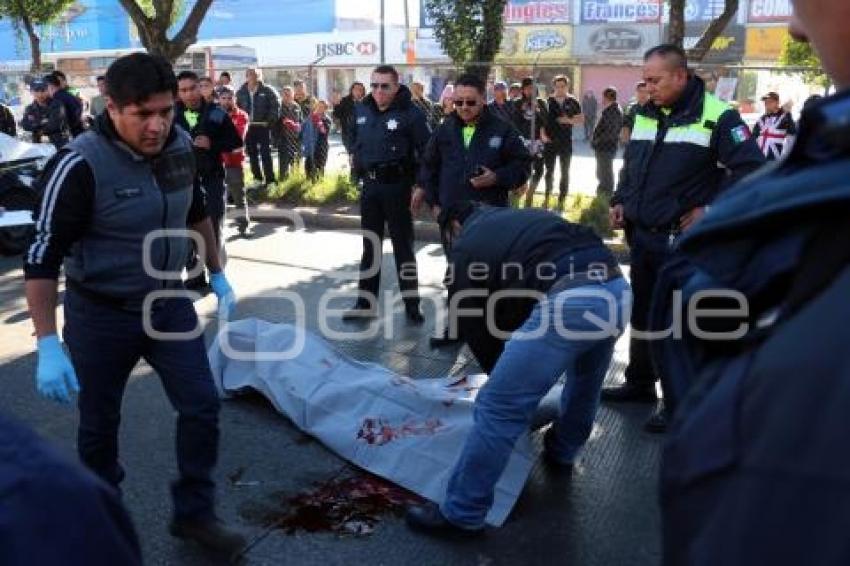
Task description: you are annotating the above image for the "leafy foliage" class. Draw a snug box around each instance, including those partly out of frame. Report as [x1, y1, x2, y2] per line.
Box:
[779, 37, 830, 91]
[423, 0, 507, 80]
[0, 0, 74, 70]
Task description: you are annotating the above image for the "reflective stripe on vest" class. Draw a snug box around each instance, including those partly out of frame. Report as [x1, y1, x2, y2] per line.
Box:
[631, 93, 730, 148]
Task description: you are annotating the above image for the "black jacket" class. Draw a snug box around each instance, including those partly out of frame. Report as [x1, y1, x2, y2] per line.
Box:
[21, 99, 69, 148]
[512, 97, 549, 142]
[592, 103, 623, 154]
[547, 95, 582, 149]
[447, 206, 616, 373]
[236, 81, 281, 125]
[612, 75, 765, 228]
[53, 88, 83, 136]
[174, 99, 242, 179]
[418, 108, 530, 208]
[333, 94, 357, 151]
[655, 90, 850, 566]
[347, 85, 431, 176]
[0, 103, 16, 137]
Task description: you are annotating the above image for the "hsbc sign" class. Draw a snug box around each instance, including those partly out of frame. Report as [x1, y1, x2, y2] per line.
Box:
[316, 41, 378, 58]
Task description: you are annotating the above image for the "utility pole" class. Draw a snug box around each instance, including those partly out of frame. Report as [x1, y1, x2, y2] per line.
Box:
[380, 0, 386, 64]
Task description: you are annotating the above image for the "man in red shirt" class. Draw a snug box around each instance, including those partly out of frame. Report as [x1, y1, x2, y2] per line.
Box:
[218, 86, 250, 236]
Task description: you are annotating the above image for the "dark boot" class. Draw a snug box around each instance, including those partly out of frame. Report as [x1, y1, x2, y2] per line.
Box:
[405, 303, 424, 324]
[342, 299, 377, 321]
[644, 402, 669, 434]
[169, 516, 246, 561]
[405, 503, 483, 537]
[600, 383, 657, 403]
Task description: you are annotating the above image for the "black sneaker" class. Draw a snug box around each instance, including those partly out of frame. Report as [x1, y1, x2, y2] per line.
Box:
[600, 383, 657, 404]
[405, 304, 425, 324]
[644, 402, 669, 434]
[169, 516, 246, 560]
[342, 300, 377, 320]
[541, 428, 574, 473]
[405, 503, 483, 538]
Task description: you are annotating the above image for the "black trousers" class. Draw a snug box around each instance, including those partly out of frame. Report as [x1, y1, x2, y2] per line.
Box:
[357, 180, 419, 307]
[523, 156, 546, 208]
[625, 224, 674, 388]
[278, 137, 300, 181]
[544, 145, 573, 204]
[245, 124, 276, 183]
[63, 291, 220, 520]
[595, 150, 616, 197]
[187, 175, 225, 276]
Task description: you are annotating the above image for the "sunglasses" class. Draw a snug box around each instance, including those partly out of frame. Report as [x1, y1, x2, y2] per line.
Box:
[453, 99, 479, 107]
[370, 82, 394, 91]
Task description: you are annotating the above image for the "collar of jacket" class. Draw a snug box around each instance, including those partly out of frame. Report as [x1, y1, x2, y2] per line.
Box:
[92, 109, 180, 162]
[643, 74, 705, 126]
[447, 105, 494, 131]
[362, 84, 414, 113]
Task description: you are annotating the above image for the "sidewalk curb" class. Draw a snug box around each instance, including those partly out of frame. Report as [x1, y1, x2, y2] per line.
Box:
[234, 205, 629, 259]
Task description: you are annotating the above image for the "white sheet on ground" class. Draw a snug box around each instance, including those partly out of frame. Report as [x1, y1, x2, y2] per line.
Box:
[0, 133, 56, 162]
[208, 318, 537, 527]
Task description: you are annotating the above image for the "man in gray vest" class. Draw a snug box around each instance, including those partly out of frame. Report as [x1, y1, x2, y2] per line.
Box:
[23, 53, 245, 560]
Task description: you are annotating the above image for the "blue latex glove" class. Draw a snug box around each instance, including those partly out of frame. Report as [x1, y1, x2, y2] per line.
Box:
[209, 271, 236, 318]
[36, 335, 79, 404]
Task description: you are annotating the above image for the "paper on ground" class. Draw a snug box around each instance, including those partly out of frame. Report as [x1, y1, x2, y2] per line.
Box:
[0, 210, 33, 228]
[208, 318, 536, 526]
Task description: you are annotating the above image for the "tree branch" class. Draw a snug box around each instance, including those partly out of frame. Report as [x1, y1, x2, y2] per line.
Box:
[687, 0, 738, 62]
[167, 0, 213, 59]
[117, 0, 151, 28]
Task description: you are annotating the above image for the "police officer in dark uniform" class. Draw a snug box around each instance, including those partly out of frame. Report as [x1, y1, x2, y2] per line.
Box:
[343, 64, 431, 322]
[23, 53, 244, 559]
[657, 3, 850, 561]
[604, 44, 764, 432]
[175, 70, 243, 288]
[21, 80, 70, 149]
[412, 73, 530, 346]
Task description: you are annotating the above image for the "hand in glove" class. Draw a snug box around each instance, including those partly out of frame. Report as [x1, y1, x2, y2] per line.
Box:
[36, 335, 79, 404]
[209, 271, 236, 319]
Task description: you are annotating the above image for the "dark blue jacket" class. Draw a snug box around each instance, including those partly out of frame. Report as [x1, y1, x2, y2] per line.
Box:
[612, 75, 765, 228]
[346, 85, 431, 177]
[0, 413, 141, 565]
[235, 81, 281, 125]
[53, 88, 83, 136]
[418, 107, 530, 208]
[174, 99, 243, 179]
[654, 90, 850, 565]
[448, 206, 614, 372]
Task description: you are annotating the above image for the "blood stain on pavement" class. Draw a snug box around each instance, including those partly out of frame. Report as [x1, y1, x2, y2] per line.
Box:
[239, 473, 423, 537]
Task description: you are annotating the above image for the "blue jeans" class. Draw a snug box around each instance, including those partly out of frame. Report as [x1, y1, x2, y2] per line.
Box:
[442, 276, 631, 528]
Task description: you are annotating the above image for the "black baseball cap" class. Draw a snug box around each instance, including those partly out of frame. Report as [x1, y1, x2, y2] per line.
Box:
[30, 80, 47, 92]
[761, 91, 780, 102]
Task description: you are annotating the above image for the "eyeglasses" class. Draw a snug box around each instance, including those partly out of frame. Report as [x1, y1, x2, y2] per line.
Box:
[453, 99, 479, 107]
[370, 82, 394, 91]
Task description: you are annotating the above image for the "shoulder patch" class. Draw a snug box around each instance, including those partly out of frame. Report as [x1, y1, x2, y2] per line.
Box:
[731, 124, 751, 144]
[489, 136, 503, 149]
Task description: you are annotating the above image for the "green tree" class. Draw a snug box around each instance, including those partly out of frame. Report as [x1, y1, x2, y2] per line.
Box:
[666, 0, 739, 62]
[424, 0, 507, 80]
[780, 37, 830, 92]
[117, 0, 213, 63]
[0, 0, 74, 72]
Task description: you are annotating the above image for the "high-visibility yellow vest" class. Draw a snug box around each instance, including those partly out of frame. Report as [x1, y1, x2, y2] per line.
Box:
[631, 93, 730, 149]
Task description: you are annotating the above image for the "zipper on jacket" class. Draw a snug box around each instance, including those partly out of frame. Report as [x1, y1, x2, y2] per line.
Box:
[153, 175, 170, 289]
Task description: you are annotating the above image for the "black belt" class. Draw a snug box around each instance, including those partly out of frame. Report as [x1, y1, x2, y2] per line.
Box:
[67, 279, 176, 312]
[548, 263, 623, 295]
[363, 162, 410, 183]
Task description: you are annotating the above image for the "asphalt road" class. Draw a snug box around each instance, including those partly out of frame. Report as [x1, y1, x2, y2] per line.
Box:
[0, 222, 660, 565]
